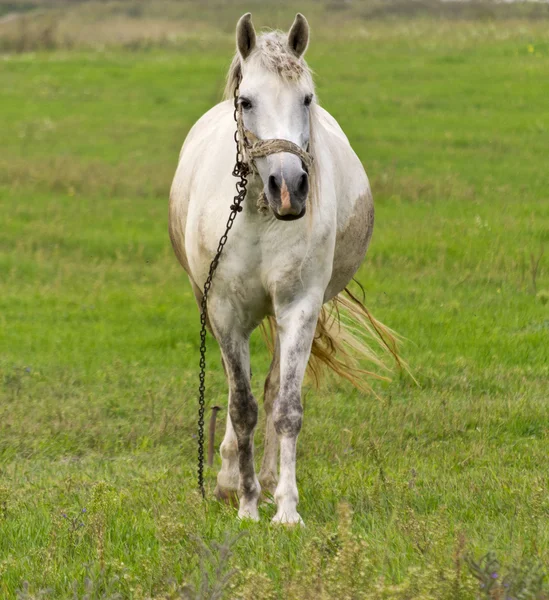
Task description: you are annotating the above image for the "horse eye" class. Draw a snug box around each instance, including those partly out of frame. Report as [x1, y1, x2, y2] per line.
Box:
[304, 95, 313, 107]
[239, 98, 252, 110]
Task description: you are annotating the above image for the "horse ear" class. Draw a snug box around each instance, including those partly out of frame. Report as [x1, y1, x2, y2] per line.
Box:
[236, 13, 256, 61]
[288, 13, 309, 57]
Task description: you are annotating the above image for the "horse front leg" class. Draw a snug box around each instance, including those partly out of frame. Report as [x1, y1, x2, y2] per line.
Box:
[210, 302, 261, 520]
[271, 296, 321, 525]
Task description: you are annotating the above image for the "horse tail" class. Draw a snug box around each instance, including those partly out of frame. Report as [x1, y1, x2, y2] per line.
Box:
[260, 282, 411, 394]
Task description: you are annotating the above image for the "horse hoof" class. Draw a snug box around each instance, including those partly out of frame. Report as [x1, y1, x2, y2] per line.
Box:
[238, 506, 260, 522]
[214, 485, 239, 507]
[271, 511, 304, 527]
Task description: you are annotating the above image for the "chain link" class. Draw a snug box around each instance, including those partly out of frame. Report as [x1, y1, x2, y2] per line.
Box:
[197, 79, 248, 498]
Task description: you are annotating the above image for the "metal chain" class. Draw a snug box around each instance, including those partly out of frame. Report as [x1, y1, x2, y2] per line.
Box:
[197, 79, 249, 498]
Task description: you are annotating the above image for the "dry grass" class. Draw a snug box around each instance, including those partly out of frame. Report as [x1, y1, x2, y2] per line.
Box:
[1, 0, 549, 52]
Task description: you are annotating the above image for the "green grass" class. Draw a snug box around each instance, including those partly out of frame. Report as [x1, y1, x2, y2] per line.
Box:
[1, 4, 549, 599]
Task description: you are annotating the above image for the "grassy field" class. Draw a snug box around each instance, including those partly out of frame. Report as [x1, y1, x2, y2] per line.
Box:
[1, 1, 549, 598]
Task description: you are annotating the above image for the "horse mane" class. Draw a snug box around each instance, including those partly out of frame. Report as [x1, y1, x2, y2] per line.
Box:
[223, 30, 320, 213]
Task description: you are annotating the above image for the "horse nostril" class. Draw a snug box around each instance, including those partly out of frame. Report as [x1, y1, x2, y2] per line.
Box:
[297, 173, 309, 198]
[268, 174, 281, 195]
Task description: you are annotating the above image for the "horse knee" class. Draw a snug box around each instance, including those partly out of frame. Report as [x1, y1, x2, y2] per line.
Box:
[229, 391, 258, 438]
[273, 393, 303, 437]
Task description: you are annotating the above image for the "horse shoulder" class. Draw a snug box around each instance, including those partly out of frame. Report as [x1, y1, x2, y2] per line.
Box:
[169, 101, 234, 279]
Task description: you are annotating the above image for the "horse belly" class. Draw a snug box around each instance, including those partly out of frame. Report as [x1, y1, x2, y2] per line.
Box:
[324, 188, 374, 302]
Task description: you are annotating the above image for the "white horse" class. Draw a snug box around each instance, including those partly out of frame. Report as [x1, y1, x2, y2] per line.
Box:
[169, 13, 398, 525]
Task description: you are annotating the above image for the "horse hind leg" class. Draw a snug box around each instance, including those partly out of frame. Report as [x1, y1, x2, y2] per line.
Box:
[258, 334, 280, 501]
[214, 403, 239, 506]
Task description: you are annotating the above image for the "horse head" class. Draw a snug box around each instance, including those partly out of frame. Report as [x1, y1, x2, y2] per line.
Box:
[233, 13, 314, 221]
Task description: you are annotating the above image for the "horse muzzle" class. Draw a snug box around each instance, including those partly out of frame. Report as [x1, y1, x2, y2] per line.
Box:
[266, 169, 309, 221]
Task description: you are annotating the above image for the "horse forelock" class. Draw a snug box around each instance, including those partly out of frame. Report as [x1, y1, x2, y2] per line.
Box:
[223, 31, 313, 100]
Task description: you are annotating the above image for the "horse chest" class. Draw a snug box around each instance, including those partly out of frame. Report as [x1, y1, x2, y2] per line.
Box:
[213, 216, 331, 316]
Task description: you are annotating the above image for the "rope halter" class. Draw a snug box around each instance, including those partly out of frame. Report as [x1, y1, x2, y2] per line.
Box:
[236, 110, 314, 174]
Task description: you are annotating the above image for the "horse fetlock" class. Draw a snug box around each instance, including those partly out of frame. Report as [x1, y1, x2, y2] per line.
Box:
[239, 472, 260, 497]
[274, 487, 298, 507]
[258, 471, 278, 499]
[216, 464, 239, 509]
[259, 470, 278, 489]
[214, 484, 239, 507]
[238, 476, 261, 521]
[274, 482, 299, 518]
[217, 463, 239, 489]
[218, 438, 239, 494]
